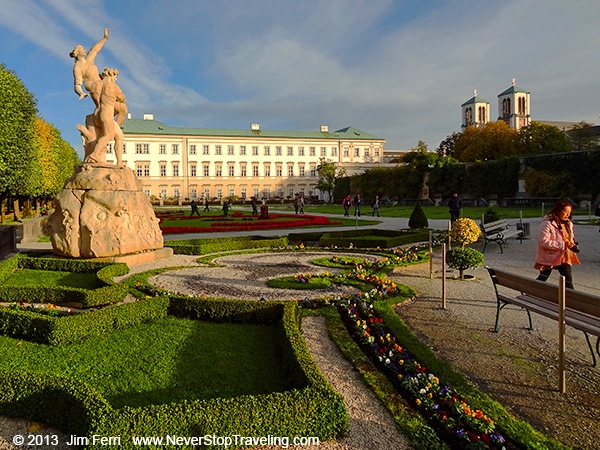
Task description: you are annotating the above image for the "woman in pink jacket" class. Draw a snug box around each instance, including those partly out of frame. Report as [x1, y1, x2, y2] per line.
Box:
[535, 200, 580, 289]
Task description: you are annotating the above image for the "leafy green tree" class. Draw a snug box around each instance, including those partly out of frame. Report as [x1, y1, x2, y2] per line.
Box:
[34, 118, 80, 198]
[437, 131, 462, 159]
[0, 63, 38, 198]
[515, 122, 571, 156]
[400, 141, 438, 199]
[316, 158, 346, 203]
[429, 157, 466, 199]
[568, 121, 599, 151]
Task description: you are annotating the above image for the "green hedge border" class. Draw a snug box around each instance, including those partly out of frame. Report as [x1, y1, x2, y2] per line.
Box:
[319, 228, 430, 248]
[0, 297, 348, 449]
[167, 235, 288, 255]
[0, 254, 129, 308]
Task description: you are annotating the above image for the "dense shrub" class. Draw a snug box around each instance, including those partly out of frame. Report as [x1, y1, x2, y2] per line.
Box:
[167, 235, 287, 255]
[408, 202, 429, 229]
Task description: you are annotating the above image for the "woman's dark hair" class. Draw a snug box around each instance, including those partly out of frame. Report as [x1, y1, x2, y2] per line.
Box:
[549, 200, 573, 218]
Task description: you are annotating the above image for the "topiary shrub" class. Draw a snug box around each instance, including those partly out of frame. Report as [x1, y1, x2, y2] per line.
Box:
[408, 202, 429, 229]
[446, 247, 485, 279]
[483, 206, 501, 224]
[449, 218, 481, 247]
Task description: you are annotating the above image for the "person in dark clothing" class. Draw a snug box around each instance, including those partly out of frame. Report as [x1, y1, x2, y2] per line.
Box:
[223, 199, 232, 217]
[251, 197, 258, 215]
[203, 197, 210, 212]
[448, 193, 462, 223]
[353, 193, 362, 217]
[190, 200, 201, 217]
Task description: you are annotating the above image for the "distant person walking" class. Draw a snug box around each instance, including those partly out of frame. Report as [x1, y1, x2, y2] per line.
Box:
[223, 199, 232, 217]
[298, 194, 304, 214]
[342, 195, 352, 217]
[294, 194, 301, 214]
[534, 200, 580, 290]
[189, 200, 200, 217]
[353, 193, 362, 217]
[371, 196, 380, 217]
[203, 197, 210, 212]
[448, 193, 462, 223]
[251, 197, 258, 215]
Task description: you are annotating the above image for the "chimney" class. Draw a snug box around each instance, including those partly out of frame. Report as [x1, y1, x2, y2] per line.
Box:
[143, 114, 154, 120]
[320, 125, 329, 132]
[251, 123, 260, 131]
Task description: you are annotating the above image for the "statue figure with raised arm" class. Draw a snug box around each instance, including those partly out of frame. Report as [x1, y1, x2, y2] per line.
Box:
[71, 28, 128, 164]
[70, 28, 109, 107]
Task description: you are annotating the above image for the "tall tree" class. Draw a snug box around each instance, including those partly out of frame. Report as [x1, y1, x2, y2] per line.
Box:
[316, 158, 346, 203]
[454, 121, 518, 162]
[568, 121, 599, 151]
[437, 131, 462, 159]
[0, 63, 38, 198]
[514, 122, 571, 155]
[33, 118, 80, 198]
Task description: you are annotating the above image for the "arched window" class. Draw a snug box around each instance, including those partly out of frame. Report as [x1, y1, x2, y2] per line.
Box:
[465, 107, 472, 123]
[478, 106, 486, 123]
[518, 97, 526, 115]
[502, 98, 511, 116]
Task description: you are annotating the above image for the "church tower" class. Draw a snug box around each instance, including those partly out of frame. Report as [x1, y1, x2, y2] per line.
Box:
[497, 79, 531, 130]
[461, 90, 490, 129]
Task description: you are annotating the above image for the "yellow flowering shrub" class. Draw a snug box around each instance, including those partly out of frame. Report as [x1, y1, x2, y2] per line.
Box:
[450, 218, 481, 247]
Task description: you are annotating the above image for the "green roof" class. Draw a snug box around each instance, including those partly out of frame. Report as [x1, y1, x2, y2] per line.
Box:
[122, 119, 383, 141]
[498, 85, 529, 96]
[461, 96, 489, 107]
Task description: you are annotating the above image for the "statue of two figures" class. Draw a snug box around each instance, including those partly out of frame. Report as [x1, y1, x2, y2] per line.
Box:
[70, 28, 127, 166]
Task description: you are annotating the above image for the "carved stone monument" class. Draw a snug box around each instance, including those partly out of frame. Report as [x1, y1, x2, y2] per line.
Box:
[47, 29, 164, 259]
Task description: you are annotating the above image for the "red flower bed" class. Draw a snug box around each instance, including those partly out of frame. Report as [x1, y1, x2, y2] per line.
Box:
[159, 213, 341, 234]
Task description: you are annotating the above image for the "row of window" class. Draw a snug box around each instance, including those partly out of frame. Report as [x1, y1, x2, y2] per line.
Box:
[135, 162, 319, 178]
[146, 185, 316, 201]
[109, 143, 381, 158]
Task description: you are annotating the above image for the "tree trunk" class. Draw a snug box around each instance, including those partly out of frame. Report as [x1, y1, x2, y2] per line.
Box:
[13, 198, 21, 221]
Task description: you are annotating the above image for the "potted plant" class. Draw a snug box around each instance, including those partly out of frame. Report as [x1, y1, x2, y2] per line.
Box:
[447, 218, 484, 279]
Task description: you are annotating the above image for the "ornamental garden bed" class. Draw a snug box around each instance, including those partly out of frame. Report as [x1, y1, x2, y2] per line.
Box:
[157, 210, 343, 233]
[0, 296, 347, 447]
[0, 234, 565, 450]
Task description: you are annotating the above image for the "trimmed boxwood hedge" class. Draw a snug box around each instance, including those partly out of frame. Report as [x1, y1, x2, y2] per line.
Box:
[319, 228, 430, 248]
[0, 298, 348, 449]
[0, 254, 129, 308]
[0, 295, 170, 345]
[167, 235, 288, 255]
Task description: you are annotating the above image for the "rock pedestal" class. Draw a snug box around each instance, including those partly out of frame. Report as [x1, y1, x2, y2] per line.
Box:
[47, 163, 164, 258]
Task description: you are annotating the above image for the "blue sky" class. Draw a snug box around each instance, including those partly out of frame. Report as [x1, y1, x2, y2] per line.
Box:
[1, 0, 599, 158]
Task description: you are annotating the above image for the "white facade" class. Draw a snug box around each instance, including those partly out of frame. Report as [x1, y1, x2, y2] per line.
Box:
[108, 117, 385, 201]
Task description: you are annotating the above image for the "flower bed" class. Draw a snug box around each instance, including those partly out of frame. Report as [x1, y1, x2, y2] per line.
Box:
[157, 211, 342, 234]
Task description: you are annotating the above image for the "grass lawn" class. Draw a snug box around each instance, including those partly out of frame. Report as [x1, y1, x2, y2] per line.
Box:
[0, 317, 292, 409]
[289, 204, 583, 220]
[2, 269, 106, 289]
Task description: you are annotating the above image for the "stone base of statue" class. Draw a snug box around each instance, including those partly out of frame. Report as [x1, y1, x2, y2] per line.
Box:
[47, 163, 164, 258]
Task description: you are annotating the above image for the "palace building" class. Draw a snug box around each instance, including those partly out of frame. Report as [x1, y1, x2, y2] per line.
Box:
[461, 79, 531, 131]
[108, 115, 385, 201]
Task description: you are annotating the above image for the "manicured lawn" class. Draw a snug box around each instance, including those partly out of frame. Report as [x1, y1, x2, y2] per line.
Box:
[0, 317, 292, 408]
[2, 269, 105, 289]
[290, 204, 570, 220]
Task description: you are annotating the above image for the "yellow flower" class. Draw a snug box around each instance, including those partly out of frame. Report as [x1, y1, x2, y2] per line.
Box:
[415, 399, 421, 406]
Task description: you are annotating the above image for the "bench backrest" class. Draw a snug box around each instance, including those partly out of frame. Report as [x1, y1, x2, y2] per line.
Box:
[487, 267, 600, 319]
[481, 220, 507, 233]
